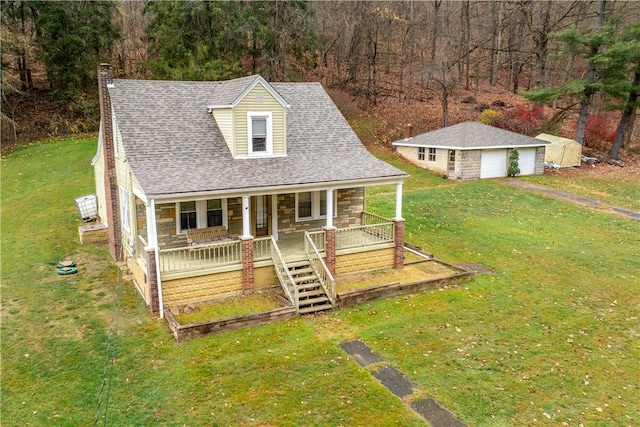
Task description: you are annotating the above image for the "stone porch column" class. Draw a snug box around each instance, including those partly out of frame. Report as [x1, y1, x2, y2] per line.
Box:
[241, 237, 255, 294]
[393, 219, 405, 269]
[324, 226, 337, 276]
[146, 249, 160, 316]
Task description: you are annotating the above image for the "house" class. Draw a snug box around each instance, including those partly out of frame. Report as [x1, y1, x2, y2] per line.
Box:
[93, 64, 408, 318]
[393, 122, 548, 180]
[536, 133, 582, 168]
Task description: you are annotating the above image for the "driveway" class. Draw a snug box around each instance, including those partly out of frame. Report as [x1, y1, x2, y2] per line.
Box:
[500, 179, 640, 221]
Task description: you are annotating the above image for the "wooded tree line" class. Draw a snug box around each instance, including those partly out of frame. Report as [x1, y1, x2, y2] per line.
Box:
[2, 0, 639, 159]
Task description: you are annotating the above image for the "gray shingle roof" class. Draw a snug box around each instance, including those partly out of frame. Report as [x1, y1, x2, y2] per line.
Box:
[393, 122, 548, 149]
[108, 77, 406, 197]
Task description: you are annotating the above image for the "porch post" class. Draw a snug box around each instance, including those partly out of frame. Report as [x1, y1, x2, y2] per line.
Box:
[241, 195, 251, 238]
[394, 181, 405, 270]
[240, 195, 254, 294]
[145, 199, 163, 317]
[394, 182, 403, 220]
[326, 188, 334, 228]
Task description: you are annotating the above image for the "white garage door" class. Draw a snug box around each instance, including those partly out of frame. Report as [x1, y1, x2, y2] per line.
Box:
[480, 150, 508, 178]
[518, 148, 537, 176]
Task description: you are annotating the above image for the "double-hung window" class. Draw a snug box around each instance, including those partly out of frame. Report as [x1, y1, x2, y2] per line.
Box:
[207, 199, 223, 227]
[296, 191, 336, 221]
[428, 147, 436, 161]
[177, 199, 227, 233]
[119, 186, 130, 232]
[418, 147, 425, 160]
[179, 201, 197, 231]
[247, 112, 272, 155]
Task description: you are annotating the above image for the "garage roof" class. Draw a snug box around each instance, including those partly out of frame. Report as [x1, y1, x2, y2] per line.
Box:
[393, 122, 549, 150]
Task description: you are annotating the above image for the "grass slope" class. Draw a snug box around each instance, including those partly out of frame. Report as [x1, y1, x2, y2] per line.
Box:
[1, 136, 638, 426]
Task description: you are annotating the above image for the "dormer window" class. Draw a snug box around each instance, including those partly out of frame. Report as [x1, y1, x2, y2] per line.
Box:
[248, 112, 272, 156]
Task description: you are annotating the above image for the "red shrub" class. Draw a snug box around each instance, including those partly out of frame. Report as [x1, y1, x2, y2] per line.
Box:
[583, 111, 617, 147]
[491, 103, 546, 136]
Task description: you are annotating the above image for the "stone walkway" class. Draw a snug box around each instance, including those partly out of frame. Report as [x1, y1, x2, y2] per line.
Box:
[340, 340, 467, 427]
[500, 179, 640, 221]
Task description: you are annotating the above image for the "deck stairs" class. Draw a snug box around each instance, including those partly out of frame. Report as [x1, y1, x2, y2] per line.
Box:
[286, 260, 333, 314]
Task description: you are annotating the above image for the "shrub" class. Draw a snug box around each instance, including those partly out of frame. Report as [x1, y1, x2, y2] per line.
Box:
[583, 111, 617, 148]
[492, 103, 546, 136]
[508, 148, 520, 177]
[478, 109, 499, 125]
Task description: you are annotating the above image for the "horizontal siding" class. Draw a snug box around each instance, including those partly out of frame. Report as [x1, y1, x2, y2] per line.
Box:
[212, 109, 235, 155]
[129, 256, 149, 304]
[235, 84, 286, 156]
[93, 148, 108, 223]
[163, 270, 243, 306]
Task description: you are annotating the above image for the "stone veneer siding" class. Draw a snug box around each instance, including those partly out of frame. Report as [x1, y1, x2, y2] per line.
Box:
[143, 188, 366, 247]
[277, 188, 364, 237]
[458, 150, 482, 180]
[135, 198, 147, 241]
[535, 147, 545, 175]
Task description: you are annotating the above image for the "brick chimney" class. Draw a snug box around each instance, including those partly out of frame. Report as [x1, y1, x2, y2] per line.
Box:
[97, 63, 123, 261]
[405, 123, 413, 139]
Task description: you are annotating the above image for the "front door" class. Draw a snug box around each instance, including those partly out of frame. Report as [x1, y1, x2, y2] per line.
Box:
[252, 195, 270, 237]
[448, 150, 456, 175]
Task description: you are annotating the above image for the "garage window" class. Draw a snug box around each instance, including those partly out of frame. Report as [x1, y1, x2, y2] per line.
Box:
[418, 147, 425, 160]
[428, 148, 436, 161]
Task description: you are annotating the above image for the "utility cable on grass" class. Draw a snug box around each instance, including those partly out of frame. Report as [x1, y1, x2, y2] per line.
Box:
[93, 276, 121, 426]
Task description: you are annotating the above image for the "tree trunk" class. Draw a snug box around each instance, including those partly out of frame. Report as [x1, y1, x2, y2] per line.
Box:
[576, 0, 606, 145]
[441, 84, 449, 127]
[533, 1, 551, 89]
[610, 70, 640, 160]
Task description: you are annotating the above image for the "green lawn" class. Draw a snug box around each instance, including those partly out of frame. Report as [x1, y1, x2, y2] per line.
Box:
[2, 136, 639, 426]
[522, 170, 640, 211]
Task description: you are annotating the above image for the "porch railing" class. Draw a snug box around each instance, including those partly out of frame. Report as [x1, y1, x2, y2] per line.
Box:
[335, 222, 394, 250]
[253, 236, 272, 262]
[270, 236, 298, 307]
[136, 234, 148, 257]
[307, 230, 325, 253]
[159, 239, 242, 273]
[362, 211, 392, 226]
[304, 231, 335, 305]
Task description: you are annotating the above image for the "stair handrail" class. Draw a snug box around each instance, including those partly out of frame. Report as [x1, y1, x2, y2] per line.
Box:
[270, 236, 298, 308]
[304, 231, 336, 305]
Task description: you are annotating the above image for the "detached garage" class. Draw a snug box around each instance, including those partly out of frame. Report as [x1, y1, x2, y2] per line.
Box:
[393, 122, 548, 180]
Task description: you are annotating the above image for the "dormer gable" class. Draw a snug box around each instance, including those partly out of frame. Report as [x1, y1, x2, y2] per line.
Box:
[209, 75, 289, 158]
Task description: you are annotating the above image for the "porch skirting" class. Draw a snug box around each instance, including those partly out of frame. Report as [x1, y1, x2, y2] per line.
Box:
[161, 263, 279, 307]
[336, 245, 395, 275]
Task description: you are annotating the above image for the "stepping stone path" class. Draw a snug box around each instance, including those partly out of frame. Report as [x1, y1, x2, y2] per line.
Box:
[340, 339, 467, 427]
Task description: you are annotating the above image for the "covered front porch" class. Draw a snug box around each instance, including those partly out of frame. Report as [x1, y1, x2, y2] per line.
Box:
[131, 184, 405, 318]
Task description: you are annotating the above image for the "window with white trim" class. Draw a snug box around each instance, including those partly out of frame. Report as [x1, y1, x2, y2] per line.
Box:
[428, 147, 436, 161]
[295, 191, 336, 221]
[418, 147, 425, 160]
[177, 199, 227, 233]
[179, 201, 197, 231]
[119, 186, 131, 232]
[247, 112, 272, 155]
[206, 199, 223, 227]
